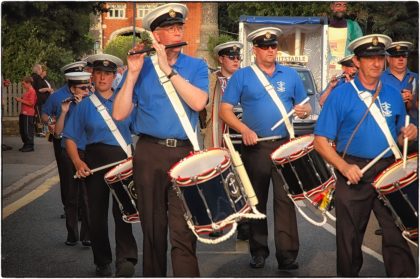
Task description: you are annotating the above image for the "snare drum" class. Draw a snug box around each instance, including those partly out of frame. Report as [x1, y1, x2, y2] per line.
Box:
[271, 134, 335, 212]
[373, 153, 418, 241]
[169, 148, 250, 236]
[104, 158, 140, 224]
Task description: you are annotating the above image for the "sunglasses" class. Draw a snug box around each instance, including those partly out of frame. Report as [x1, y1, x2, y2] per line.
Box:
[257, 44, 278, 50]
[224, 55, 242, 61]
[75, 85, 92, 91]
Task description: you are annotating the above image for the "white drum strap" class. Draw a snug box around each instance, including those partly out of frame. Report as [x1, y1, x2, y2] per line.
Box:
[89, 94, 132, 158]
[151, 56, 200, 151]
[251, 64, 295, 139]
[350, 80, 401, 159]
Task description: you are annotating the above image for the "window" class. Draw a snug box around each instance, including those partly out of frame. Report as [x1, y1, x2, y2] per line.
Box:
[137, 4, 158, 18]
[108, 4, 126, 19]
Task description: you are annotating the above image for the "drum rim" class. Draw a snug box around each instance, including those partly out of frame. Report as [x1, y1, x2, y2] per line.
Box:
[104, 158, 133, 182]
[168, 147, 231, 186]
[373, 153, 418, 191]
[270, 134, 314, 164]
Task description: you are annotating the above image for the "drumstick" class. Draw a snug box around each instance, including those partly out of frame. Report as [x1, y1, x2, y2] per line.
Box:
[228, 134, 283, 142]
[223, 134, 258, 206]
[403, 115, 410, 169]
[271, 97, 310, 131]
[346, 146, 392, 185]
[73, 159, 127, 179]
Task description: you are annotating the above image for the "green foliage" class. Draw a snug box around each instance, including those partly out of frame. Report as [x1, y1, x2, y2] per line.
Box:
[207, 34, 236, 57]
[1, 2, 100, 87]
[104, 35, 139, 65]
[104, 32, 153, 65]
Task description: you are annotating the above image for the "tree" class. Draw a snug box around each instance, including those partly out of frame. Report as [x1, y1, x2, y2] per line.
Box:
[104, 32, 153, 65]
[1, 2, 105, 87]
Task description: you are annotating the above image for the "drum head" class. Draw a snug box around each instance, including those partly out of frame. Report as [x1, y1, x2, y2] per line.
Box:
[104, 159, 133, 182]
[271, 134, 314, 163]
[169, 148, 230, 182]
[373, 154, 418, 190]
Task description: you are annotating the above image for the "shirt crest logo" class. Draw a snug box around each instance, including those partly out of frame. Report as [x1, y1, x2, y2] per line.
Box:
[276, 81, 286, 92]
[381, 102, 392, 117]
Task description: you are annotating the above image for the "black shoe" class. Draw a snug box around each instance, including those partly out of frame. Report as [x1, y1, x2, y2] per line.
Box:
[96, 264, 112, 277]
[115, 261, 135, 277]
[250, 256, 265, 268]
[82, 240, 91, 247]
[375, 228, 383, 236]
[20, 147, 34, 152]
[278, 261, 299, 270]
[65, 240, 78, 246]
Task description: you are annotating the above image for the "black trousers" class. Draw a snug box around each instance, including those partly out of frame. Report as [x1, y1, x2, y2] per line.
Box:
[335, 155, 416, 277]
[134, 138, 199, 277]
[19, 114, 34, 148]
[85, 143, 137, 267]
[52, 138, 67, 210]
[242, 139, 299, 265]
[60, 149, 90, 242]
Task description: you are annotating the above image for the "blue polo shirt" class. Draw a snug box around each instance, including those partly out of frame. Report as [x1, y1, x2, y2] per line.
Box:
[121, 53, 208, 139]
[61, 102, 88, 150]
[63, 91, 134, 147]
[381, 68, 418, 126]
[42, 85, 72, 118]
[222, 63, 307, 138]
[314, 75, 406, 159]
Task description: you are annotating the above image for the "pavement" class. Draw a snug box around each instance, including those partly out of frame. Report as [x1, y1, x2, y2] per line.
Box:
[2, 135, 57, 202]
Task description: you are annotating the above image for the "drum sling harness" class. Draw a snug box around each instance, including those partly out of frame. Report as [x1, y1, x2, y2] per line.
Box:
[151, 55, 200, 151]
[349, 80, 401, 159]
[89, 94, 132, 158]
[251, 64, 295, 139]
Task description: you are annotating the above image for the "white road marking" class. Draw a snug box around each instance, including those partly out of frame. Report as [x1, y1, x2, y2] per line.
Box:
[322, 222, 384, 263]
[2, 176, 59, 219]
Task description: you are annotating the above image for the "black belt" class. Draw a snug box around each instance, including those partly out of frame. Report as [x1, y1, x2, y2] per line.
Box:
[139, 134, 191, 148]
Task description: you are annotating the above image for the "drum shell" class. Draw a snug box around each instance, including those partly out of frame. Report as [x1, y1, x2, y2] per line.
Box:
[104, 160, 138, 217]
[273, 147, 333, 196]
[178, 165, 247, 229]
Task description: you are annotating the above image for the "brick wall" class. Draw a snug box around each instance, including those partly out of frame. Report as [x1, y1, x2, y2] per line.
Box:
[102, 2, 203, 57]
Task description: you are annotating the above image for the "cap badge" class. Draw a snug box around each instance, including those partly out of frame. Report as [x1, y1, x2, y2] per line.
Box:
[372, 36, 379, 46]
[233, 46, 238, 51]
[396, 44, 401, 51]
[103, 60, 109, 67]
[169, 9, 176, 18]
[265, 32, 272, 39]
[77, 66, 82, 71]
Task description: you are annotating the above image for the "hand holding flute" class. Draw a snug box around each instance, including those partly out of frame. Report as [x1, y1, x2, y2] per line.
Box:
[128, 41, 188, 56]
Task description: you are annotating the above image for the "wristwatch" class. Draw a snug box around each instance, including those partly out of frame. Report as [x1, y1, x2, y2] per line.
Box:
[167, 69, 178, 79]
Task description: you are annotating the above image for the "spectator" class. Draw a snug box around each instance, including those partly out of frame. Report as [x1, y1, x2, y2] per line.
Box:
[328, 1, 363, 79]
[32, 63, 53, 136]
[15, 76, 37, 152]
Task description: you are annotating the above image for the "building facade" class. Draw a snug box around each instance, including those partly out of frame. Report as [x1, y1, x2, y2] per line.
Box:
[99, 2, 216, 59]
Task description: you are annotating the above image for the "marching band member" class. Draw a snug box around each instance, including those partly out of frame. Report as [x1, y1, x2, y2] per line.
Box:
[113, 3, 208, 276]
[202, 41, 243, 149]
[42, 61, 88, 219]
[219, 27, 311, 270]
[53, 71, 91, 247]
[382, 41, 418, 152]
[200, 41, 250, 240]
[63, 54, 138, 277]
[314, 34, 416, 277]
[319, 54, 358, 106]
